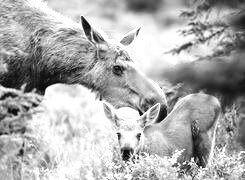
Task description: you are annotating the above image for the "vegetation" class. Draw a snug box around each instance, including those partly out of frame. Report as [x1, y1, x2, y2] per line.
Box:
[0, 0, 245, 179]
[168, 0, 245, 57]
[0, 83, 244, 179]
[164, 0, 245, 100]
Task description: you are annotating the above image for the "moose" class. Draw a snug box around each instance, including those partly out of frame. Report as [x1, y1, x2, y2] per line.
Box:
[0, 0, 167, 120]
[104, 93, 221, 167]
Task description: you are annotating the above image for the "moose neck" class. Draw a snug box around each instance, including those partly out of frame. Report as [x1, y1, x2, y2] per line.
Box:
[0, 28, 99, 94]
[0, 0, 101, 94]
[31, 28, 99, 93]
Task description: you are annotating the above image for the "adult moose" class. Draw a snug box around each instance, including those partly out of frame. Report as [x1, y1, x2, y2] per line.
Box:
[0, 0, 167, 119]
[104, 93, 221, 167]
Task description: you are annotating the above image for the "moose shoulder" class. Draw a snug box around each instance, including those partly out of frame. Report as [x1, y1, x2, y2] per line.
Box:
[104, 93, 221, 167]
[0, 0, 167, 119]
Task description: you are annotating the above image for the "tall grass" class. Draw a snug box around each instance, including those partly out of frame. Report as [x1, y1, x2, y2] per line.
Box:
[0, 84, 239, 180]
[0, 83, 244, 179]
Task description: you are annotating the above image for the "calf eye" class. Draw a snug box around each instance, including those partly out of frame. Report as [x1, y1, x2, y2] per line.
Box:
[116, 132, 121, 140]
[113, 65, 123, 76]
[136, 133, 141, 140]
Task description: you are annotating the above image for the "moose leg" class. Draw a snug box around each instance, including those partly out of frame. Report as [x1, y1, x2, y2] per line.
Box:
[192, 119, 214, 167]
[193, 132, 212, 167]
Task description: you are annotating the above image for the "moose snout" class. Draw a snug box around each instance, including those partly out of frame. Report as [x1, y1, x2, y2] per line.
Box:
[121, 147, 134, 161]
[139, 80, 168, 122]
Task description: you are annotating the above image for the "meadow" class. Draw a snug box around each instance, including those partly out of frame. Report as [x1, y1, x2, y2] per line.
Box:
[1, 82, 244, 180]
[0, 0, 245, 179]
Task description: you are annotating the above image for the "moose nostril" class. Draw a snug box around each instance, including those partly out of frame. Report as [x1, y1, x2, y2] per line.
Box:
[121, 148, 134, 161]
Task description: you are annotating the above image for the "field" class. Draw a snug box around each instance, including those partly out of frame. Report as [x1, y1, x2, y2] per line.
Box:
[0, 0, 245, 179]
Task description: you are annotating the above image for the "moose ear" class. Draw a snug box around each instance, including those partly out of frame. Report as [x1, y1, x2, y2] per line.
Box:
[120, 27, 141, 46]
[81, 16, 105, 44]
[103, 103, 121, 127]
[138, 103, 160, 128]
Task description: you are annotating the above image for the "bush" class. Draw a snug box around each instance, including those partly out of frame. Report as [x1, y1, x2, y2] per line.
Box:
[0, 85, 43, 179]
[0, 84, 245, 179]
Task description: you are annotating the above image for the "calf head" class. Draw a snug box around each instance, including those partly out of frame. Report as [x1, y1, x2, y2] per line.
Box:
[103, 103, 160, 161]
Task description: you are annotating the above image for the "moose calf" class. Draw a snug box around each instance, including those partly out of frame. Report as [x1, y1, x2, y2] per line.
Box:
[104, 93, 221, 167]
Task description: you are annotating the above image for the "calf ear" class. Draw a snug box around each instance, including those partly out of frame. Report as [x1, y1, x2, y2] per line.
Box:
[138, 103, 160, 128]
[120, 27, 141, 46]
[103, 103, 121, 127]
[81, 16, 105, 44]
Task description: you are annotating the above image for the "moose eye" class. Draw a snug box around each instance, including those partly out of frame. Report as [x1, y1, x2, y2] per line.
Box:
[116, 132, 121, 139]
[136, 133, 141, 140]
[113, 65, 123, 76]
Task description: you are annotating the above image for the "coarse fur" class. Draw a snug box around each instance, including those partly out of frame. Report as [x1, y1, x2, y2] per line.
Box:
[0, 0, 167, 117]
[104, 93, 221, 167]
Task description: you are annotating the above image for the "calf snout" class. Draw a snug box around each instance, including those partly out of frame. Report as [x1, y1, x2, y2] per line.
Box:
[121, 147, 134, 161]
